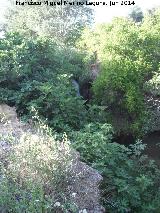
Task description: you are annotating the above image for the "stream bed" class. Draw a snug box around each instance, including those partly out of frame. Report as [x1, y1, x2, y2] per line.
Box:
[143, 131, 160, 165]
[115, 132, 160, 165]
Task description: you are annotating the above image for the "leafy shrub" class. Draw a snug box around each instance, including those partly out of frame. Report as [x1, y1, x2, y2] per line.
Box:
[0, 32, 88, 82]
[16, 75, 88, 132]
[78, 10, 160, 134]
[92, 58, 147, 133]
[72, 123, 160, 212]
[145, 71, 160, 96]
[71, 123, 114, 165]
[0, 123, 78, 212]
[0, 32, 90, 131]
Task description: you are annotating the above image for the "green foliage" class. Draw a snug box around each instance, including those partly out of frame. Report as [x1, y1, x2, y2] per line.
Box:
[0, 32, 88, 82]
[72, 123, 114, 164]
[102, 141, 160, 213]
[78, 9, 160, 134]
[72, 124, 160, 212]
[17, 76, 88, 132]
[0, 32, 89, 132]
[0, 123, 78, 213]
[145, 71, 160, 96]
[0, 178, 53, 213]
[129, 6, 144, 22]
[1, 8, 160, 213]
[5, 0, 94, 45]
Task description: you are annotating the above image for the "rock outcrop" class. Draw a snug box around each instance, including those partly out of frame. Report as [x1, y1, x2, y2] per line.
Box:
[0, 104, 104, 212]
[68, 152, 103, 212]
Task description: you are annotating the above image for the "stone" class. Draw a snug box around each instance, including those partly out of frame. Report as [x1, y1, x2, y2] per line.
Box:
[0, 104, 104, 212]
[68, 152, 103, 212]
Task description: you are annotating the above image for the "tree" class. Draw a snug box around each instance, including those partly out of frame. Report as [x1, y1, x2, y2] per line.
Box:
[129, 6, 144, 22]
[78, 9, 160, 135]
[4, 0, 94, 44]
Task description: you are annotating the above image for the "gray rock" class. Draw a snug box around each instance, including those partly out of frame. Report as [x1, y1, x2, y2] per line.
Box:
[0, 104, 104, 212]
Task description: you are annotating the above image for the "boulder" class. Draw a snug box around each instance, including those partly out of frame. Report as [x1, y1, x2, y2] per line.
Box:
[68, 152, 104, 212]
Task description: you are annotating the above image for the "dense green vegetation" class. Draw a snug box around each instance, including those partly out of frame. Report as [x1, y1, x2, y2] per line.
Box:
[72, 124, 160, 212]
[78, 9, 160, 134]
[5, 0, 93, 44]
[0, 125, 76, 212]
[0, 33, 89, 131]
[0, 3, 160, 212]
